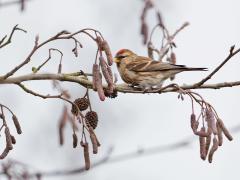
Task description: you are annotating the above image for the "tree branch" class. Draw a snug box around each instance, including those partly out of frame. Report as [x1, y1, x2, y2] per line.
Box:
[0, 73, 239, 94]
[0, 0, 32, 11]
[0, 28, 101, 80]
[194, 46, 240, 87]
[16, 82, 76, 107]
[0, 25, 27, 49]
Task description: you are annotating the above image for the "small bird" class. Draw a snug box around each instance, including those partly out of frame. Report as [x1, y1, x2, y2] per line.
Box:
[114, 49, 207, 89]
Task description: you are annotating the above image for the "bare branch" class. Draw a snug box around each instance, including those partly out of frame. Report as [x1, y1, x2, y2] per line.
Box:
[0, 73, 238, 94]
[16, 83, 74, 106]
[32, 48, 63, 73]
[0, 25, 27, 49]
[17, 83, 62, 99]
[194, 46, 240, 87]
[0, 0, 32, 11]
[0, 28, 101, 80]
[158, 22, 189, 60]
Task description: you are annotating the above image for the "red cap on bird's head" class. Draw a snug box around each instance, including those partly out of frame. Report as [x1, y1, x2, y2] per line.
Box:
[114, 49, 137, 64]
[114, 49, 135, 63]
[115, 49, 129, 57]
[115, 49, 135, 58]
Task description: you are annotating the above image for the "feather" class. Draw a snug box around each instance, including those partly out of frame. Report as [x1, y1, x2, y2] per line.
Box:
[126, 56, 207, 72]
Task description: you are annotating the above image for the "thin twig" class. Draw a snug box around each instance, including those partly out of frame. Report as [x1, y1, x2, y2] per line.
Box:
[33, 48, 63, 73]
[1, 28, 98, 80]
[16, 83, 74, 107]
[158, 22, 189, 60]
[0, 25, 27, 49]
[17, 83, 62, 99]
[0, 0, 31, 8]
[194, 46, 240, 87]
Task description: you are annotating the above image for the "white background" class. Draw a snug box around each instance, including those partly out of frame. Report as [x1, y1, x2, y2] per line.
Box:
[0, 0, 240, 179]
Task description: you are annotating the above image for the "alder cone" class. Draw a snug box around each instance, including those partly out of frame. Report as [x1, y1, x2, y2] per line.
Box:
[74, 98, 89, 111]
[71, 98, 89, 115]
[85, 111, 98, 129]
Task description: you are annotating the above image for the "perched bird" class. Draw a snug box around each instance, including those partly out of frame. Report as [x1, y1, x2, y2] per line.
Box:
[114, 49, 207, 89]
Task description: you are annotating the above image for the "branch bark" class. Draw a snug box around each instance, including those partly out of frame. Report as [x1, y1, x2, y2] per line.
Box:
[0, 73, 239, 95]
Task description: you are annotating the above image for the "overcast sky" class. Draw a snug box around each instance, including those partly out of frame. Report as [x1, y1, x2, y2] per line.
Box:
[0, 0, 240, 179]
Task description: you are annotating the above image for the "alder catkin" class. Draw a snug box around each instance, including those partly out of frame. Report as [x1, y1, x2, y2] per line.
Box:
[195, 127, 209, 137]
[190, 113, 198, 134]
[106, 65, 114, 93]
[5, 127, 13, 150]
[216, 121, 223, 146]
[92, 64, 99, 91]
[200, 138, 206, 160]
[208, 137, 219, 163]
[59, 107, 68, 145]
[205, 109, 217, 135]
[217, 119, 233, 141]
[198, 127, 206, 160]
[92, 64, 105, 101]
[89, 127, 98, 154]
[72, 133, 78, 148]
[82, 143, 90, 170]
[156, 11, 164, 28]
[0, 148, 9, 159]
[96, 72, 105, 101]
[99, 56, 114, 90]
[96, 36, 104, 51]
[141, 22, 148, 45]
[205, 134, 212, 156]
[12, 115, 22, 134]
[11, 135, 16, 144]
[59, 127, 64, 145]
[102, 40, 113, 66]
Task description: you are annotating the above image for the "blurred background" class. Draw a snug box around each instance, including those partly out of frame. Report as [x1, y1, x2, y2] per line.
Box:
[0, 0, 240, 179]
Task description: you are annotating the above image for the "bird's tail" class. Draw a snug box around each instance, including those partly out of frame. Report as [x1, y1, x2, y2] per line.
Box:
[172, 64, 207, 71]
[184, 67, 208, 71]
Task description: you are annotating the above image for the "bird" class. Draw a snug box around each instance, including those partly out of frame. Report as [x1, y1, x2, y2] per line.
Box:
[114, 49, 207, 89]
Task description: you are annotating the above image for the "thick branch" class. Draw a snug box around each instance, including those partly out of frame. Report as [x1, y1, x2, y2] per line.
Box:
[0, 73, 240, 94]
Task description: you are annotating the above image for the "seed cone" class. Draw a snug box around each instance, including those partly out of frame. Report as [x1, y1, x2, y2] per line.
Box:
[71, 98, 89, 115]
[85, 111, 98, 129]
[74, 98, 89, 111]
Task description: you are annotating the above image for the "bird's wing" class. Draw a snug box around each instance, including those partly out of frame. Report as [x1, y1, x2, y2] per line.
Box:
[126, 56, 186, 72]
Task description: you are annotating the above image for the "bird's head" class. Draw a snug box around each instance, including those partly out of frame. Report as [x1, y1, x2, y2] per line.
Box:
[114, 49, 136, 64]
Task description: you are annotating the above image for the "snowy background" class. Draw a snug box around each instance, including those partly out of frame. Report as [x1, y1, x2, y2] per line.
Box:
[0, 0, 240, 179]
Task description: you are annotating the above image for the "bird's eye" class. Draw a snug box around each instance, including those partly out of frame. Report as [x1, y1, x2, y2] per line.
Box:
[118, 55, 127, 59]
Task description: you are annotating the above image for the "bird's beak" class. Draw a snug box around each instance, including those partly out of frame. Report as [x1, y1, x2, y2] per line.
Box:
[114, 57, 120, 63]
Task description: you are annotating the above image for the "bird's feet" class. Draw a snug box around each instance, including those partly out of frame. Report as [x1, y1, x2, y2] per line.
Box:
[154, 83, 185, 93]
[128, 84, 152, 93]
